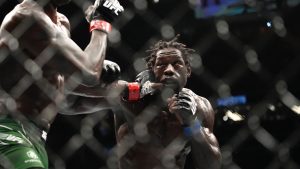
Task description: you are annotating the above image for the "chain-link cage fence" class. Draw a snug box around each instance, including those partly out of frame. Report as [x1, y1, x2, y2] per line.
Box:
[1, 0, 300, 169]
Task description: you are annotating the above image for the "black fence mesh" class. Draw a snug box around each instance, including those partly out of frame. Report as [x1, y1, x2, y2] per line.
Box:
[1, 0, 300, 169]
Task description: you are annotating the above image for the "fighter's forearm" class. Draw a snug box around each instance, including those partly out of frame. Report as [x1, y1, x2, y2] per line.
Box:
[51, 30, 108, 85]
[59, 80, 128, 115]
[59, 94, 112, 115]
[84, 30, 108, 77]
[190, 128, 222, 169]
[67, 80, 127, 97]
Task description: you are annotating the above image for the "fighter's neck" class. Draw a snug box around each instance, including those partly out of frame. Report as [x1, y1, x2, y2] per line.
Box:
[43, 5, 58, 23]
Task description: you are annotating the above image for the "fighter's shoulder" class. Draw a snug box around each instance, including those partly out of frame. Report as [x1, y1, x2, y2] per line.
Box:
[2, 6, 23, 25]
[182, 88, 215, 130]
[182, 88, 198, 97]
[2, 3, 39, 26]
[14, 2, 42, 17]
[0, 4, 26, 40]
[182, 88, 212, 108]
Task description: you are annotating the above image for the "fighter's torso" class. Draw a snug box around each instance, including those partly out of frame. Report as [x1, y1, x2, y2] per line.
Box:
[116, 92, 191, 169]
[0, 1, 70, 129]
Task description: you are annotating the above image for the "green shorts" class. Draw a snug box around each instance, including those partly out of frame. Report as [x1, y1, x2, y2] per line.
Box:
[0, 117, 48, 169]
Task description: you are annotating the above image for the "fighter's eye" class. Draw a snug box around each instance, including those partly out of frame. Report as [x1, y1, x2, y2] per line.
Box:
[156, 63, 166, 68]
[173, 61, 183, 67]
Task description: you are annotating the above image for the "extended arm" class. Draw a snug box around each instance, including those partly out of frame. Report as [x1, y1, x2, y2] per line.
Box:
[59, 80, 128, 115]
[59, 77, 163, 115]
[0, 0, 122, 86]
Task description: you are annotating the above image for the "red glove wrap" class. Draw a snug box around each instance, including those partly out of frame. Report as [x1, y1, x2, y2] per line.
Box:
[90, 20, 112, 33]
[128, 82, 140, 101]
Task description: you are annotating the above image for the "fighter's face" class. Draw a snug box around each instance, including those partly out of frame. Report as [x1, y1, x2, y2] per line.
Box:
[51, 0, 71, 6]
[153, 48, 191, 92]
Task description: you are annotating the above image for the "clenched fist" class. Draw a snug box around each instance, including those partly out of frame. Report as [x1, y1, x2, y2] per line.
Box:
[168, 90, 197, 126]
[85, 0, 124, 23]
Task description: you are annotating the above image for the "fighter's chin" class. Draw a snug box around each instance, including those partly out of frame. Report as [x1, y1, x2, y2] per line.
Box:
[161, 79, 180, 92]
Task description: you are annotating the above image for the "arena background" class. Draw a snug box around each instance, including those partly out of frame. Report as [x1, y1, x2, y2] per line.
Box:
[1, 0, 300, 169]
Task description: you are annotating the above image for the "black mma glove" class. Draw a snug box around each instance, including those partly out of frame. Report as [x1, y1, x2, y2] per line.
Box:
[100, 60, 121, 84]
[86, 0, 124, 23]
[135, 69, 155, 84]
[168, 90, 197, 126]
[135, 70, 157, 98]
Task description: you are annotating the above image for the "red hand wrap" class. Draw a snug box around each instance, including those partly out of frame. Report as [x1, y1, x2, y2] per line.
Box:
[90, 20, 112, 33]
[128, 82, 140, 101]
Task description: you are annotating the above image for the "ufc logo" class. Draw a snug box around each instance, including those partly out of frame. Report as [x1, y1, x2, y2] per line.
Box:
[103, 0, 122, 15]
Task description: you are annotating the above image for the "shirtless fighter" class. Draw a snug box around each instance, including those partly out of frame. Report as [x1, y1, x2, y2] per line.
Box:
[67, 36, 222, 169]
[0, 0, 123, 168]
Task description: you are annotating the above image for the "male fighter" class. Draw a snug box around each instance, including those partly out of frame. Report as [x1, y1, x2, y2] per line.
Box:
[68, 36, 222, 169]
[0, 0, 123, 168]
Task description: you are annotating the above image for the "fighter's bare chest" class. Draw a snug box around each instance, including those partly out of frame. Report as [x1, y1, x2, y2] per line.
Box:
[118, 114, 186, 169]
[119, 96, 185, 145]
[149, 112, 182, 138]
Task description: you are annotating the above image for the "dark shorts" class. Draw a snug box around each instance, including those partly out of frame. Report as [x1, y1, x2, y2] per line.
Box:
[0, 117, 48, 169]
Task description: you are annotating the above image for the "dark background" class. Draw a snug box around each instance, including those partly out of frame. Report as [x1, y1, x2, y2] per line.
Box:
[1, 0, 300, 169]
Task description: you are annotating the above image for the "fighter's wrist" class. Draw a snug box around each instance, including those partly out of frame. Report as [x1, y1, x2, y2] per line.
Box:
[128, 82, 140, 101]
[89, 20, 112, 33]
[182, 119, 202, 138]
[122, 82, 141, 101]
